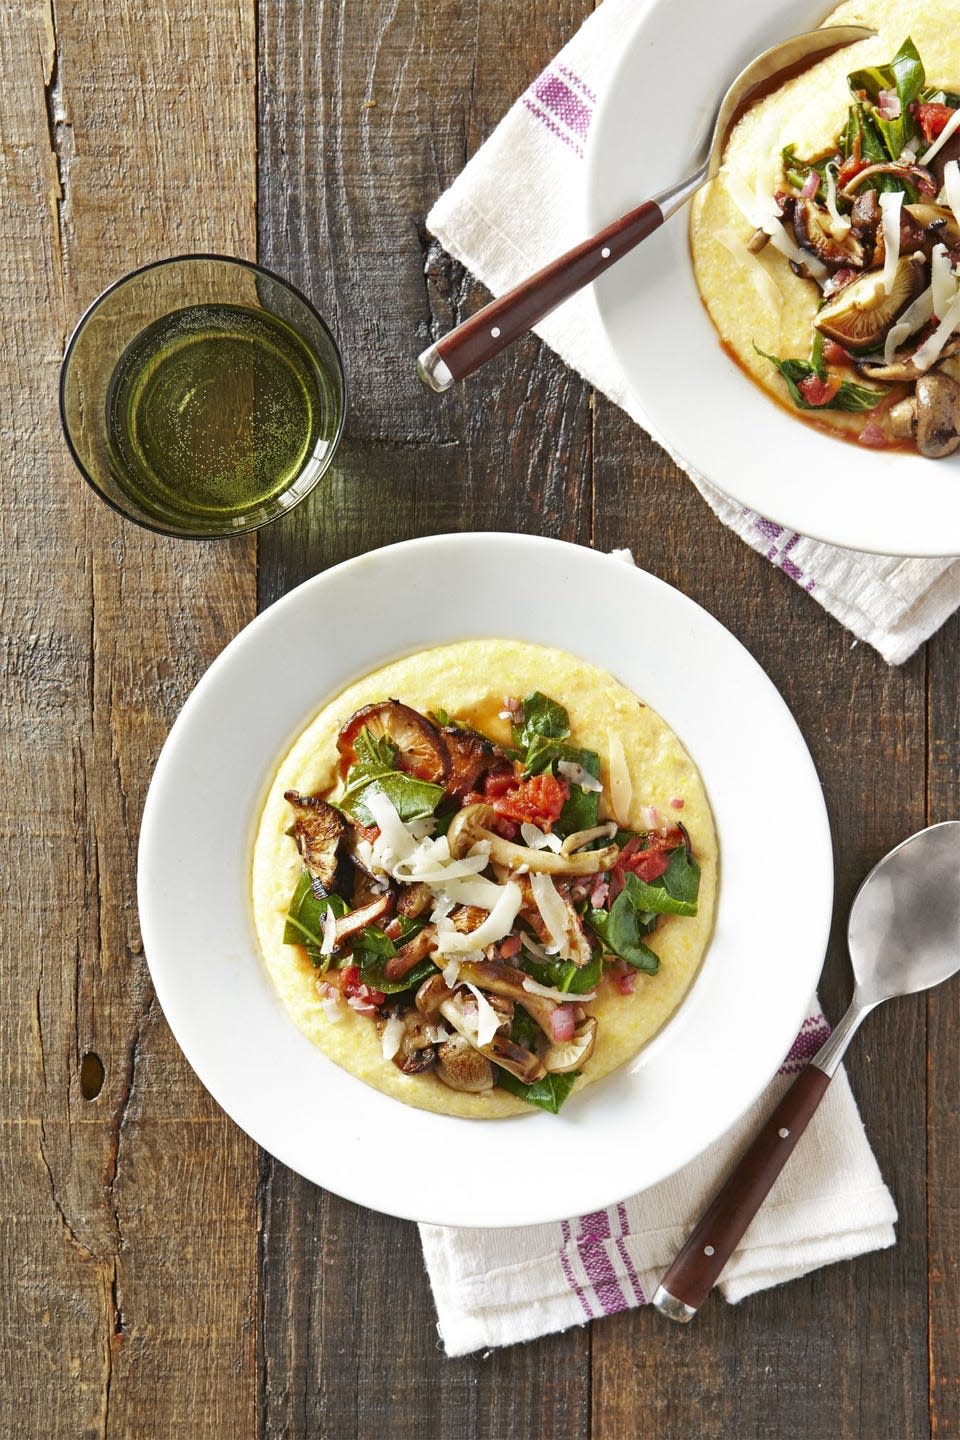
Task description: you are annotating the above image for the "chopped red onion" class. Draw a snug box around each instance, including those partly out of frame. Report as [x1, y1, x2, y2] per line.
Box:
[800, 169, 821, 198]
[549, 1006, 577, 1042]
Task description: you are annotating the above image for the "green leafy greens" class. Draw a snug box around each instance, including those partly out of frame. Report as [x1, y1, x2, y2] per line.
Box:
[339, 726, 444, 825]
[283, 870, 349, 969]
[754, 348, 887, 413]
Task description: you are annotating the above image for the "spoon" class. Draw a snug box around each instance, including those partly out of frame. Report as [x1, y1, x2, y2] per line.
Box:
[652, 820, 960, 1323]
[417, 24, 874, 393]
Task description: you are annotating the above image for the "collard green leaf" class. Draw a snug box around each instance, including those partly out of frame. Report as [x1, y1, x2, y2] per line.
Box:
[522, 952, 602, 995]
[754, 348, 888, 412]
[352, 919, 437, 993]
[514, 692, 570, 752]
[847, 38, 924, 164]
[496, 1067, 579, 1114]
[337, 724, 445, 825]
[586, 896, 661, 974]
[622, 857, 700, 918]
[283, 870, 350, 967]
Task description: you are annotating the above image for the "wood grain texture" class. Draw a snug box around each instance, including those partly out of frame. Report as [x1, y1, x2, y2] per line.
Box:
[4, 0, 957, 1433]
[255, 2, 595, 1436]
[0, 0, 259, 1432]
[927, 612, 960, 1440]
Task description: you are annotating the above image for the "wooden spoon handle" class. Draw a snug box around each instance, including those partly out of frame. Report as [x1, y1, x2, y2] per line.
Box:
[652, 1063, 833, 1322]
[417, 199, 665, 390]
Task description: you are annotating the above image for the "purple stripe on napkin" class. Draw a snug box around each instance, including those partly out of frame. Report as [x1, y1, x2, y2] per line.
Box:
[571, 1211, 630, 1315]
[522, 65, 596, 158]
[779, 1012, 832, 1074]
[560, 1218, 596, 1318]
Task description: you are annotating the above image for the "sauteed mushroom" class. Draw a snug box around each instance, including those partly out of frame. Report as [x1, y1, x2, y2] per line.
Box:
[915, 372, 960, 457]
[435, 1034, 494, 1092]
[814, 257, 923, 352]
[447, 802, 617, 876]
[284, 792, 346, 894]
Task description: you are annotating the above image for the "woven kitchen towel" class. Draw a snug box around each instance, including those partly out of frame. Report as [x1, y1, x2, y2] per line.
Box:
[419, 1007, 897, 1356]
[425, 0, 960, 665]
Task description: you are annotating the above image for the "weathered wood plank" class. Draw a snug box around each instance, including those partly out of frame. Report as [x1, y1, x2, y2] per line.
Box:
[255, 0, 594, 1434]
[0, 0, 260, 1431]
[927, 611, 959, 1440]
[590, 404, 930, 1439]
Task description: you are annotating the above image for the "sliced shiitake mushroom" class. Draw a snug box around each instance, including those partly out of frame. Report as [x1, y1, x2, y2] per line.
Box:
[441, 725, 499, 797]
[856, 333, 960, 382]
[284, 792, 346, 894]
[336, 700, 450, 785]
[792, 198, 865, 269]
[814, 256, 923, 353]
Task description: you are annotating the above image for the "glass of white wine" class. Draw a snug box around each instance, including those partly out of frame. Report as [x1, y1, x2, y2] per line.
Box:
[60, 254, 346, 538]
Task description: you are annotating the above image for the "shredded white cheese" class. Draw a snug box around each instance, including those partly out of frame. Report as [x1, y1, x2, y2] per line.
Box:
[932, 242, 958, 318]
[464, 983, 501, 1047]
[441, 957, 461, 989]
[920, 106, 960, 166]
[520, 821, 563, 853]
[944, 159, 960, 220]
[522, 976, 597, 1003]
[884, 283, 934, 367]
[723, 168, 827, 280]
[365, 790, 418, 862]
[530, 873, 572, 958]
[713, 225, 783, 315]
[879, 191, 903, 295]
[435, 882, 523, 955]
[824, 165, 851, 239]
[320, 904, 338, 956]
[381, 1014, 406, 1061]
[557, 759, 603, 793]
[911, 291, 960, 370]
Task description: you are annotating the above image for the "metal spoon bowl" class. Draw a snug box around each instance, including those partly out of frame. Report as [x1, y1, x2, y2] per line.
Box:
[653, 821, 960, 1322]
[417, 24, 874, 392]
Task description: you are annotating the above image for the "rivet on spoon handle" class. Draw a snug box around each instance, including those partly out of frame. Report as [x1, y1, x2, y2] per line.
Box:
[652, 1059, 835, 1321]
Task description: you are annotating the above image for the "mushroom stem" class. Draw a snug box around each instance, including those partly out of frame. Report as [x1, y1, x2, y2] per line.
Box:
[447, 802, 617, 876]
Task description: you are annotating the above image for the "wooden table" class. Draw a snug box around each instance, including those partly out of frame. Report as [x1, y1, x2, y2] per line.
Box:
[4, 1, 957, 1434]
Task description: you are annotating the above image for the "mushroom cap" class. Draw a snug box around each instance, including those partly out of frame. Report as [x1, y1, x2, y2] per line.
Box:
[435, 1034, 495, 1092]
[915, 372, 960, 458]
[814, 257, 923, 353]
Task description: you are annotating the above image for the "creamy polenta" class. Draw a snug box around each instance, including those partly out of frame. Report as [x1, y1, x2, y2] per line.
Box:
[691, 0, 960, 450]
[251, 641, 717, 1118]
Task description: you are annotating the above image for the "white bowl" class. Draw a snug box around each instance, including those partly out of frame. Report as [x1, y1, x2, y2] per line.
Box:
[584, 0, 960, 556]
[138, 534, 832, 1226]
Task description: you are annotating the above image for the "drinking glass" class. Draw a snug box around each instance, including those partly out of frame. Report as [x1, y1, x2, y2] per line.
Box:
[60, 254, 346, 538]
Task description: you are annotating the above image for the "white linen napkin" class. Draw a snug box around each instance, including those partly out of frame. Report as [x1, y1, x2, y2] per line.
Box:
[425, 0, 960, 665]
[419, 1007, 897, 1356]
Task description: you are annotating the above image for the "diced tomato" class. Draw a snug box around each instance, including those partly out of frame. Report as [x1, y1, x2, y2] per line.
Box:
[612, 828, 686, 891]
[822, 340, 852, 366]
[483, 767, 522, 799]
[917, 102, 958, 144]
[492, 772, 570, 827]
[798, 374, 841, 407]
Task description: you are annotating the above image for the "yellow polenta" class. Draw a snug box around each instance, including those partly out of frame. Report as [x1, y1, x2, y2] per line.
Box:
[251, 640, 717, 1118]
[690, 0, 960, 437]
